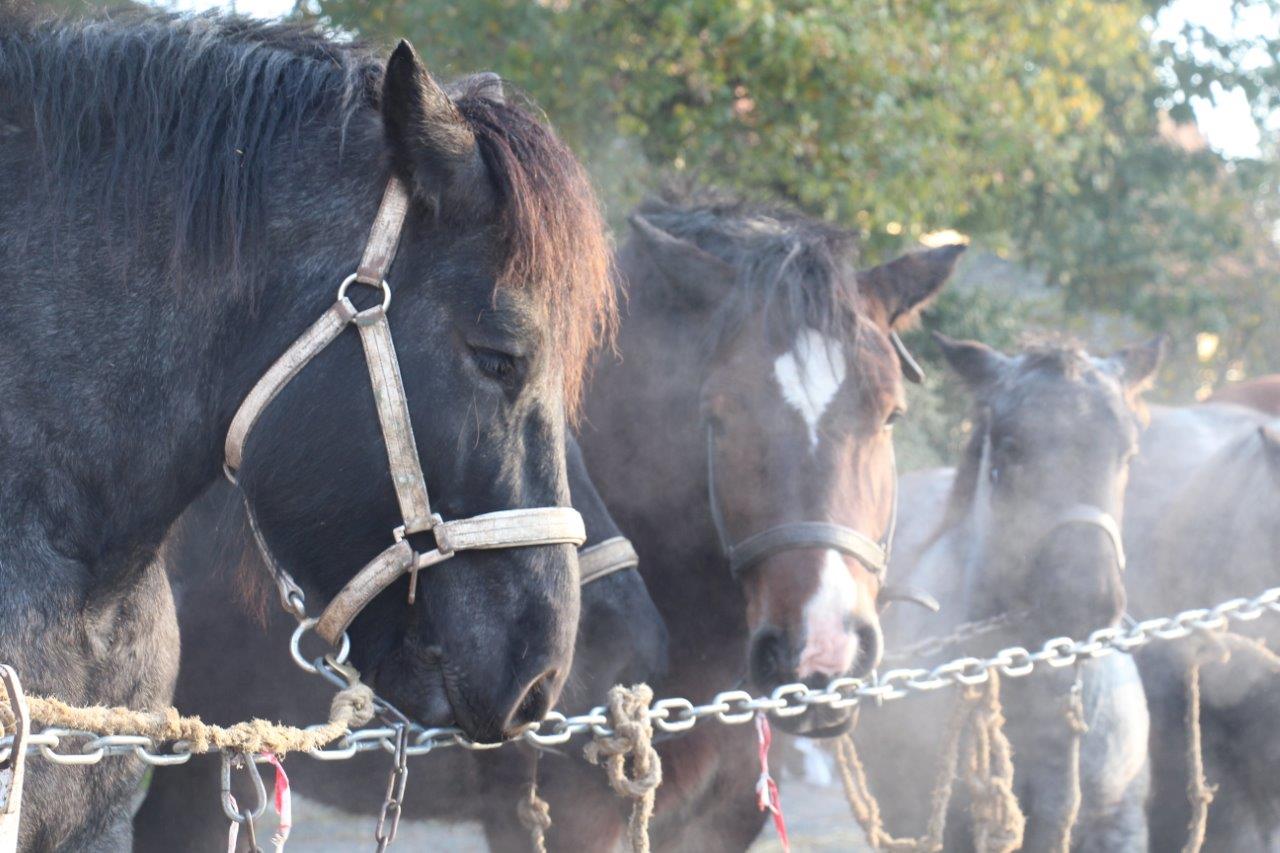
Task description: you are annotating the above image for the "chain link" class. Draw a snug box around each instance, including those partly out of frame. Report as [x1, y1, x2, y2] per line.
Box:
[6, 583, 1279, 766]
[373, 725, 410, 851]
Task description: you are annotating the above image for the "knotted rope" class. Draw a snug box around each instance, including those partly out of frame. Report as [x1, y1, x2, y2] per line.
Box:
[836, 673, 1023, 853]
[584, 684, 662, 853]
[1043, 674, 1088, 853]
[0, 681, 375, 756]
[516, 752, 552, 853]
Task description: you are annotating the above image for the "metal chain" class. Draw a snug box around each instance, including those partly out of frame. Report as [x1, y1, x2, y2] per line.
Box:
[373, 725, 410, 851]
[6, 584, 1279, 765]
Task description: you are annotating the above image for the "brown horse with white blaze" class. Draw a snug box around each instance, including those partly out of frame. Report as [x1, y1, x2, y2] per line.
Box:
[562, 191, 962, 850]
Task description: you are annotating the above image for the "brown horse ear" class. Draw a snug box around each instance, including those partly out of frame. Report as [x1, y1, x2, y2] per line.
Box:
[628, 213, 735, 309]
[857, 244, 965, 329]
[932, 332, 1010, 391]
[1111, 335, 1167, 394]
[382, 41, 488, 210]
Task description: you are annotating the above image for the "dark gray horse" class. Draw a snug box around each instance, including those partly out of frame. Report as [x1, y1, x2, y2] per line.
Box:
[132, 436, 667, 851]
[0, 10, 614, 849]
[1125, 403, 1280, 851]
[859, 335, 1163, 852]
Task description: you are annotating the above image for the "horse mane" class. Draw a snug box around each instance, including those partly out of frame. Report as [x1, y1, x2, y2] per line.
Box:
[0, 8, 613, 409]
[636, 186, 862, 352]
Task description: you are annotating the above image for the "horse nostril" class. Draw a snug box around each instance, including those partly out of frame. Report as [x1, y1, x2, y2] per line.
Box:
[505, 669, 558, 735]
[749, 626, 790, 689]
[854, 621, 883, 676]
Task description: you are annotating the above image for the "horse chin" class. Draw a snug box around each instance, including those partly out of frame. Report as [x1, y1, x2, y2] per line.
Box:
[771, 704, 856, 738]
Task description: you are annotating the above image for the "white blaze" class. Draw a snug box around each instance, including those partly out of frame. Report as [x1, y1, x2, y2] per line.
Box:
[773, 328, 846, 450]
[796, 550, 860, 679]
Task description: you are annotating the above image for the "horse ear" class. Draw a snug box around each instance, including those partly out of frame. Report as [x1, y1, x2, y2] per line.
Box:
[933, 332, 1010, 390]
[382, 41, 488, 208]
[1111, 335, 1167, 394]
[858, 244, 966, 329]
[628, 213, 735, 309]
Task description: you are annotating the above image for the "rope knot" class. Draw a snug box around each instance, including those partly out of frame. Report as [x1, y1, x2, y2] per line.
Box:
[585, 684, 661, 853]
[329, 682, 376, 729]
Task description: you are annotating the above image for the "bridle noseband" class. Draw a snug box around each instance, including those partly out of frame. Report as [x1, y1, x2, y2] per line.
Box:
[225, 176, 586, 647]
[705, 426, 896, 584]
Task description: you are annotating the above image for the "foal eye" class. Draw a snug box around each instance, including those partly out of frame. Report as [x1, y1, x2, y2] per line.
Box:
[469, 346, 520, 383]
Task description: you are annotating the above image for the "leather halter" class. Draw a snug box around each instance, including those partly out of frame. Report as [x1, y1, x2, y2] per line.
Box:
[705, 426, 896, 581]
[1042, 503, 1127, 571]
[577, 536, 640, 585]
[225, 176, 586, 646]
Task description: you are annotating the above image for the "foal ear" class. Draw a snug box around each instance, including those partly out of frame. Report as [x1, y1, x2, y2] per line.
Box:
[382, 41, 488, 210]
[858, 244, 966, 329]
[628, 213, 735, 310]
[1110, 335, 1167, 394]
[933, 332, 1010, 391]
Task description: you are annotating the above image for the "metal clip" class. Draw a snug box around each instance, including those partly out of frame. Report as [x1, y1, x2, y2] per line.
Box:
[374, 725, 410, 851]
[0, 666, 29, 853]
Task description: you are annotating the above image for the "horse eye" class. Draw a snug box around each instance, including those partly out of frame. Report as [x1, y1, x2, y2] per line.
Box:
[469, 346, 519, 383]
[885, 408, 906, 429]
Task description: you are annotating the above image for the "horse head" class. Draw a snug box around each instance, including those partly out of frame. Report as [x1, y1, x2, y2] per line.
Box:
[934, 333, 1165, 641]
[626, 198, 962, 734]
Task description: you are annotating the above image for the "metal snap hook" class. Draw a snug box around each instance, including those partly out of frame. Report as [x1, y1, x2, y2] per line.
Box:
[220, 752, 268, 823]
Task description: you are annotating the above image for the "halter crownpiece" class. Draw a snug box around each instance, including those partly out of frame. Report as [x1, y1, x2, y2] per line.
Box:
[225, 175, 586, 648]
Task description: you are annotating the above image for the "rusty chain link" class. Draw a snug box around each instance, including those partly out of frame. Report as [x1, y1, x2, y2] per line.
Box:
[4, 583, 1278, 766]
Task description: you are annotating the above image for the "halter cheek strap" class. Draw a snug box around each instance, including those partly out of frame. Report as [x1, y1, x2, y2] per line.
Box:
[225, 176, 585, 648]
[705, 426, 895, 581]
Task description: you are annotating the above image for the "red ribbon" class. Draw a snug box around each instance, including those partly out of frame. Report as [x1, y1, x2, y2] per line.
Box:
[264, 753, 292, 851]
[755, 713, 790, 853]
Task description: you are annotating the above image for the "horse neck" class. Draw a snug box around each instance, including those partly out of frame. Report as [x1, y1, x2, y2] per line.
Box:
[0, 139, 384, 586]
[580, 281, 747, 677]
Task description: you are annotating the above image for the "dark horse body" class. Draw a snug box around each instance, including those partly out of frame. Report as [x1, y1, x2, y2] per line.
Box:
[858, 337, 1162, 852]
[1124, 403, 1280, 851]
[558, 193, 962, 851]
[0, 11, 612, 849]
[132, 437, 667, 851]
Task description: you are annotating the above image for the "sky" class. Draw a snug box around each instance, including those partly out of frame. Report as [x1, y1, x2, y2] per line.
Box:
[156, 0, 1277, 160]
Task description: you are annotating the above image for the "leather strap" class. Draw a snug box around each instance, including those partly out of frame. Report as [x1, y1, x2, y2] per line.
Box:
[225, 299, 358, 474]
[1046, 504, 1127, 572]
[354, 311, 434, 535]
[727, 521, 887, 579]
[578, 536, 640, 585]
[356, 178, 412, 286]
[706, 425, 895, 581]
[315, 508, 585, 645]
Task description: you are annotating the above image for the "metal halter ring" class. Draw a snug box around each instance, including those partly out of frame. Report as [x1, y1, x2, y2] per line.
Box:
[336, 272, 392, 321]
[289, 617, 351, 675]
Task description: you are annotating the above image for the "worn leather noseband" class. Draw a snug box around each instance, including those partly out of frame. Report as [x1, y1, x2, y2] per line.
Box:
[577, 536, 640, 585]
[705, 426, 895, 581]
[1042, 503, 1127, 571]
[225, 176, 586, 647]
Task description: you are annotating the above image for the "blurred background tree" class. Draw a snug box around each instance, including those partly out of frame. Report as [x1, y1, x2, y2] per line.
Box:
[306, 0, 1279, 467]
